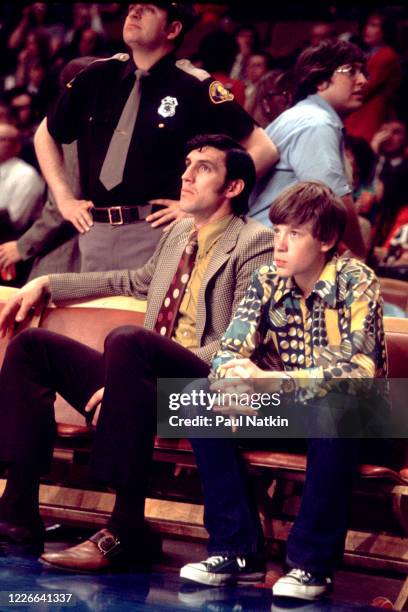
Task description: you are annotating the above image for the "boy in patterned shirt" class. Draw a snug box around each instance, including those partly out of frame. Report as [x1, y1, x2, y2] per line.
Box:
[180, 181, 387, 600]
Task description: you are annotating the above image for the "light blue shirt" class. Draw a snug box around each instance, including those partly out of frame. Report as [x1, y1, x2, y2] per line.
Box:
[249, 94, 352, 226]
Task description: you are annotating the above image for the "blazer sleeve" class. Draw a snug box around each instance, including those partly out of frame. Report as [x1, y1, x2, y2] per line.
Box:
[48, 226, 172, 302]
[193, 226, 274, 364]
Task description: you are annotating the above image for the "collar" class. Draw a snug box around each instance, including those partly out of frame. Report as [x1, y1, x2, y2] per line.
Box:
[121, 51, 176, 81]
[0, 157, 19, 172]
[272, 255, 340, 308]
[196, 214, 234, 256]
[307, 94, 344, 130]
[386, 156, 405, 168]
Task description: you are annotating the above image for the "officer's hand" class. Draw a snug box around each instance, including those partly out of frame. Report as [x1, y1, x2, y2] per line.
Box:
[85, 387, 104, 427]
[58, 198, 94, 234]
[0, 276, 50, 337]
[0, 241, 22, 270]
[147, 199, 191, 230]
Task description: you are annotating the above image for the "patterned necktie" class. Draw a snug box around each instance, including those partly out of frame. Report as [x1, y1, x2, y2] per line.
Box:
[99, 69, 148, 191]
[154, 231, 199, 338]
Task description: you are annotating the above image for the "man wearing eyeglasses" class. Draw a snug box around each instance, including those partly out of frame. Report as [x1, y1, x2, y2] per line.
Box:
[249, 39, 367, 259]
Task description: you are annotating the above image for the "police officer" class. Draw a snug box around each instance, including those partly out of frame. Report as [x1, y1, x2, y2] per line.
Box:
[34, 2, 278, 271]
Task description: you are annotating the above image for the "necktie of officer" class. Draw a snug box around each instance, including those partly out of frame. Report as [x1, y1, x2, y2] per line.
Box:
[154, 231, 199, 338]
[99, 69, 148, 191]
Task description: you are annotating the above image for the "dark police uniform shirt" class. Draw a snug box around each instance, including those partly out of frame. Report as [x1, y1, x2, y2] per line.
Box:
[47, 52, 255, 208]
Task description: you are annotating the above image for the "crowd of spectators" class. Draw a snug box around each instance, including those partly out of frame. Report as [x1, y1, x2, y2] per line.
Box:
[0, 2, 407, 284]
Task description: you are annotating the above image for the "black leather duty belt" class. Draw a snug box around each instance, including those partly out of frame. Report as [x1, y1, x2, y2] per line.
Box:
[92, 205, 152, 225]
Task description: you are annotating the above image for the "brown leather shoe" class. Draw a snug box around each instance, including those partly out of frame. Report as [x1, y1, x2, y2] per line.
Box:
[40, 529, 125, 572]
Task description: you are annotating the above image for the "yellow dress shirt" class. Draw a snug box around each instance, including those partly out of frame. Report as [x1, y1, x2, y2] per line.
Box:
[172, 214, 233, 349]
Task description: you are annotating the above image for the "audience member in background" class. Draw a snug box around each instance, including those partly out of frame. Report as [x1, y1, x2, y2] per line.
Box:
[63, 3, 100, 46]
[396, 21, 408, 126]
[0, 57, 99, 282]
[230, 25, 260, 81]
[198, 29, 245, 106]
[343, 135, 377, 252]
[0, 101, 12, 123]
[7, 3, 65, 60]
[97, 4, 129, 55]
[383, 222, 408, 265]
[34, 3, 277, 272]
[344, 134, 378, 222]
[345, 11, 401, 143]
[374, 221, 408, 293]
[25, 61, 59, 118]
[308, 21, 336, 47]
[5, 88, 41, 170]
[12, 29, 52, 91]
[249, 39, 366, 258]
[0, 141, 80, 282]
[244, 51, 271, 112]
[370, 119, 408, 247]
[0, 121, 44, 285]
[248, 69, 293, 128]
[62, 26, 107, 64]
[0, 122, 44, 238]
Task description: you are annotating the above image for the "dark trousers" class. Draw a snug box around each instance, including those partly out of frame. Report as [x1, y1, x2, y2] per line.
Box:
[190, 436, 357, 574]
[0, 326, 209, 530]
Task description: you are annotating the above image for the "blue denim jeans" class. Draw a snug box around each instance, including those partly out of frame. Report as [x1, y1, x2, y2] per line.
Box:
[190, 432, 357, 574]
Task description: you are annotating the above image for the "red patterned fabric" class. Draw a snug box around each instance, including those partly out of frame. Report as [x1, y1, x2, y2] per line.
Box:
[153, 231, 198, 338]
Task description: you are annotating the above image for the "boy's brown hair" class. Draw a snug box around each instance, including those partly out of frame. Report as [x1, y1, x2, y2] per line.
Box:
[269, 181, 347, 249]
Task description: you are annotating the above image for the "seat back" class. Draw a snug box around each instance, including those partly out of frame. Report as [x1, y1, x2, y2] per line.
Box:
[383, 316, 408, 377]
[0, 289, 146, 425]
[380, 278, 408, 314]
[0, 286, 18, 368]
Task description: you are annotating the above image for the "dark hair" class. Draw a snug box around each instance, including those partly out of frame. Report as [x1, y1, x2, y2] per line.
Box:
[59, 56, 98, 88]
[269, 181, 347, 251]
[26, 27, 52, 66]
[185, 134, 256, 215]
[344, 134, 376, 186]
[199, 29, 238, 74]
[234, 24, 261, 52]
[364, 10, 398, 48]
[381, 117, 408, 133]
[147, 2, 198, 48]
[294, 39, 366, 102]
[249, 50, 272, 68]
[251, 69, 293, 126]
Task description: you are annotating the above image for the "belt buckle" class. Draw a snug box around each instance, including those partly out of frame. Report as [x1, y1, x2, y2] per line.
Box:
[108, 206, 124, 225]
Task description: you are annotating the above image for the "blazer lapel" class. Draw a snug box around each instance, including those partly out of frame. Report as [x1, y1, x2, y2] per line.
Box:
[195, 216, 242, 339]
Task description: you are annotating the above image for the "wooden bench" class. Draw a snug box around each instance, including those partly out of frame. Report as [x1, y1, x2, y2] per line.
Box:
[1, 287, 407, 607]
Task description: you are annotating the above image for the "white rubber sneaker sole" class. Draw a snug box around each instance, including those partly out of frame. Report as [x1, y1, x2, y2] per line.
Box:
[180, 563, 265, 587]
[273, 577, 331, 600]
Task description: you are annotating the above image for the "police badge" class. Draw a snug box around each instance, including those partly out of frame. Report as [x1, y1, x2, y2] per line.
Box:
[209, 81, 234, 104]
[158, 96, 179, 118]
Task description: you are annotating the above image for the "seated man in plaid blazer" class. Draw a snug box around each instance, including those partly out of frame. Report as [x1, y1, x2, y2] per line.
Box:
[0, 135, 274, 571]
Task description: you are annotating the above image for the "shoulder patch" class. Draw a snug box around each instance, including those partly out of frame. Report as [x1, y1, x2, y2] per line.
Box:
[175, 59, 210, 82]
[65, 53, 130, 88]
[209, 80, 234, 104]
[111, 52, 130, 62]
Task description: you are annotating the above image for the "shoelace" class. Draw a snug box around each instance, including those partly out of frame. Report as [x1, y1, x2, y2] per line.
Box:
[203, 555, 247, 569]
[204, 555, 227, 568]
[288, 568, 313, 582]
